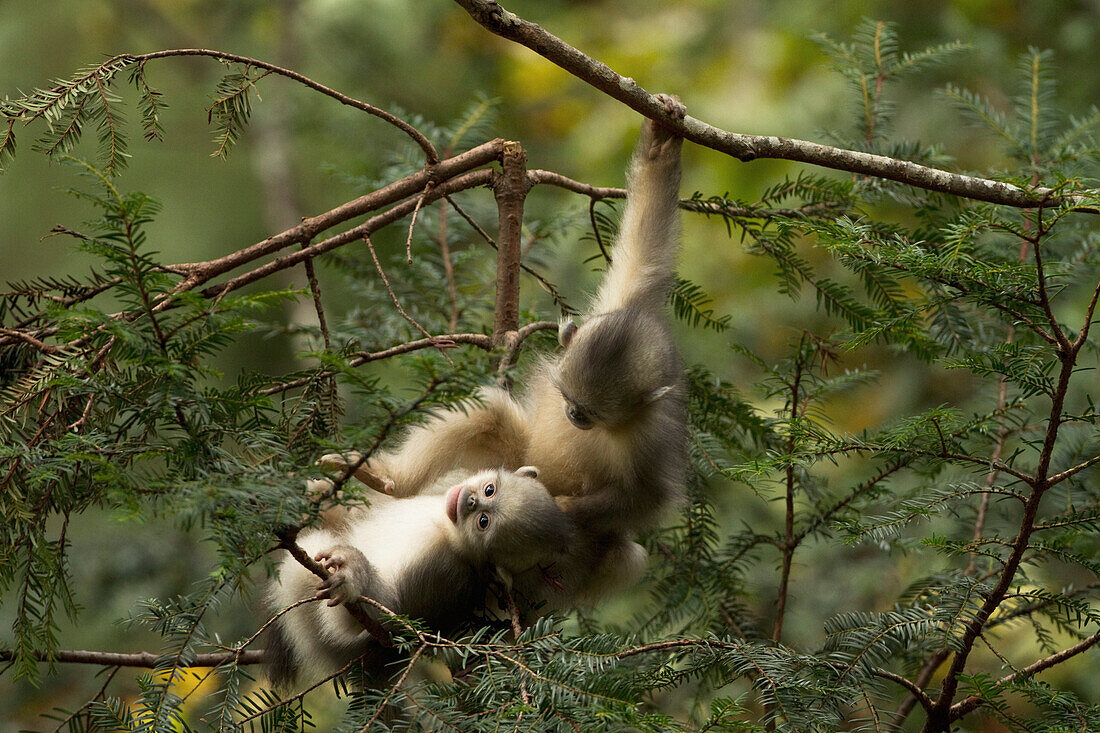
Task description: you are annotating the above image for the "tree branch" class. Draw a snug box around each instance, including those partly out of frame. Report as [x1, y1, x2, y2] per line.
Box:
[275, 529, 393, 648]
[0, 648, 266, 667]
[873, 668, 934, 712]
[453, 0, 1095, 210]
[947, 628, 1100, 722]
[126, 49, 439, 163]
[174, 141, 503, 292]
[492, 141, 529, 344]
[194, 169, 497, 302]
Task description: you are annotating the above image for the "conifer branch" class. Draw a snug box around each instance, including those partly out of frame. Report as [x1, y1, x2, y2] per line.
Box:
[947, 628, 1100, 721]
[872, 668, 933, 712]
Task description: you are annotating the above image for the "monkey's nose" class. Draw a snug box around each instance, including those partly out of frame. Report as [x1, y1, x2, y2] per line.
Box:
[466, 493, 477, 510]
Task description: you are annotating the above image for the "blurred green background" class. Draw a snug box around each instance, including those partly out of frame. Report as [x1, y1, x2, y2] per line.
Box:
[2, 0, 1098, 728]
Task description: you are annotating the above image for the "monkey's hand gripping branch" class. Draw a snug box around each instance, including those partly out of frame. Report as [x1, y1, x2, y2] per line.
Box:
[275, 527, 394, 648]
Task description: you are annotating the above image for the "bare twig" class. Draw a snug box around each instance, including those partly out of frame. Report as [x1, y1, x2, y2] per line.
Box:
[122, 49, 439, 162]
[365, 233, 448, 349]
[257, 331, 496, 395]
[405, 182, 434, 264]
[437, 199, 460, 330]
[444, 193, 576, 315]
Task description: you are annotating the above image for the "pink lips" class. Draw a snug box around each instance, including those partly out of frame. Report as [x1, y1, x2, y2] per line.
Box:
[445, 484, 462, 524]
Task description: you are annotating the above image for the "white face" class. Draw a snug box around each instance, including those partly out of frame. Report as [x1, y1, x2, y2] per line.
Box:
[445, 472, 499, 536]
[441, 467, 549, 562]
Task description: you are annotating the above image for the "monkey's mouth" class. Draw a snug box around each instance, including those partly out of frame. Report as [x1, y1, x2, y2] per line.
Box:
[445, 484, 462, 524]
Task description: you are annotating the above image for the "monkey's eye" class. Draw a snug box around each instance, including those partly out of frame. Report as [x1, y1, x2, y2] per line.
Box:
[477, 513, 491, 530]
[484, 482, 496, 497]
[566, 403, 594, 429]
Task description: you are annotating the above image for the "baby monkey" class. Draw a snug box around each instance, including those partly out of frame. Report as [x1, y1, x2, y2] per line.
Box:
[267, 466, 579, 685]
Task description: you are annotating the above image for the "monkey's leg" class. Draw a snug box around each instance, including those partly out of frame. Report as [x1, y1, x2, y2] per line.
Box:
[591, 94, 685, 316]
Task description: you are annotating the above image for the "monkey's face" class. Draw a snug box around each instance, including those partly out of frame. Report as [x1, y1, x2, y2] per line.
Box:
[445, 471, 500, 542]
[444, 467, 574, 567]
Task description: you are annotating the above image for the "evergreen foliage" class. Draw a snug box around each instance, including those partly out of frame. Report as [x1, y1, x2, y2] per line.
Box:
[1, 21, 1098, 733]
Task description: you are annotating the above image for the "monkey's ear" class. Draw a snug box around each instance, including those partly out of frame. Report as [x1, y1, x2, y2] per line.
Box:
[558, 319, 578, 347]
[644, 385, 674, 404]
[515, 465, 539, 479]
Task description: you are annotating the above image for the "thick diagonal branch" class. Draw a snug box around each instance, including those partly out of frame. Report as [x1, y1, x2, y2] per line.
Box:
[453, 0, 1095, 210]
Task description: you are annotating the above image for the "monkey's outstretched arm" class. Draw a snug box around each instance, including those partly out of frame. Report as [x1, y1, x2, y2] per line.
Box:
[591, 94, 685, 316]
[367, 386, 529, 496]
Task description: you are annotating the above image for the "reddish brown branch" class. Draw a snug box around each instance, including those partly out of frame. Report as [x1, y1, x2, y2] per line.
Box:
[492, 141, 529, 344]
[174, 141, 503, 292]
[195, 169, 496, 301]
[947, 628, 1100, 722]
[0, 327, 58, 354]
[873, 668, 934, 712]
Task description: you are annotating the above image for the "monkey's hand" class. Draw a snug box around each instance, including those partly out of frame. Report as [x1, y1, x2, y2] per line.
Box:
[554, 490, 624, 535]
[642, 93, 686, 160]
[315, 545, 373, 607]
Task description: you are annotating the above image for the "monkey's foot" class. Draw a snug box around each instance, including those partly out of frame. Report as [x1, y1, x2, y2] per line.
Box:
[656, 93, 686, 120]
[315, 546, 370, 607]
